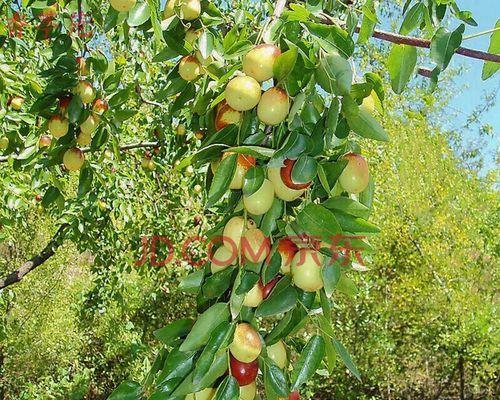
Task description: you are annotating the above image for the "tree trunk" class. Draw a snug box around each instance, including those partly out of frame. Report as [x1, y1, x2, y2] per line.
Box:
[459, 355, 465, 400]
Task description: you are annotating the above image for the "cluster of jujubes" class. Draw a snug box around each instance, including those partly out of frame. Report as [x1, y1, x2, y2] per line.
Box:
[102, 1, 376, 399]
[42, 58, 109, 172]
[172, 34, 371, 400]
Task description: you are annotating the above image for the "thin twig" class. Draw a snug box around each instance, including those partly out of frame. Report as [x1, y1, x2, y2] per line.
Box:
[135, 85, 165, 108]
[463, 26, 500, 41]
[0, 141, 160, 163]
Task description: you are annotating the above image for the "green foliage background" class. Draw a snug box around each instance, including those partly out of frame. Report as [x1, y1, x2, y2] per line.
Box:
[1, 87, 497, 399]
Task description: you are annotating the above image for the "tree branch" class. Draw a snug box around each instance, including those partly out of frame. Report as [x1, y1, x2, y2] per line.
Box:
[368, 27, 500, 64]
[0, 224, 68, 290]
[272, 0, 288, 20]
[81, 141, 159, 154]
[317, 13, 500, 64]
[0, 141, 160, 163]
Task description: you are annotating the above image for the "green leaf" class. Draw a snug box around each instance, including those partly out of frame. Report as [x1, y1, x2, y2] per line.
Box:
[235, 271, 259, 295]
[127, 2, 151, 27]
[153, 46, 180, 62]
[230, 270, 245, 319]
[158, 77, 188, 97]
[336, 273, 358, 297]
[104, 70, 123, 92]
[108, 380, 141, 400]
[387, 44, 417, 94]
[284, 3, 310, 22]
[214, 376, 239, 400]
[319, 159, 348, 190]
[223, 26, 238, 51]
[206, 154, 237, 208]
[266, 292, 315, 345]
[262, 251, 282, 285]
[430, 24, 465, 71]
[291, 335, 325, 390]
[357, 0, 377, 44]
[256, 276, 297, 317]
[77, 166, 93, 197]
[104, 8, 120, 32]
[199, 31, 215, 61]
[399, 2, 425, 35]
[42, 186, 61, 207]
[265, 363, 289, 397]
[268, 132, 308, 168]
[322, 260, 341, 297]
[344, 108, 389, 142]
[264, 366, 280, 400]
[179, 270, 204, 293]
[316, 314, 336, 374]
[88, 51, 109, 75]
[224, 145, 274, 159]
[172, 353, 227, 397]
[243, 166, 265, 197]
[332, 212, 380, 233]
[305, 22, 354, 57]
[323, 334, 337, 374]
[91, 129, 109, 150]
[358, 176, 375, 210]
[172, 84, 196, 113]
[153, 319, 194, 345]
[296, 204, 341, 241]
[193, 322, 234, 385]
[67, 95, 83, 124]
[155, 351, 193, 388]
[194, 353, 228, 391]
[316, 53, 353, 96]
[291, 155, 317, 185]
[260, 198, 284, 236]
[273, 47, 298, 82]
[179, 303, 230, 352]
[325, 98, 340, 149]
[323, 197, 370, 218]
[203, 267, 235, 299]
[332, 338, 361, 381]
[109, 87, 133, 108]
[146, 0, 164, 47]
[482, 19, 500, 80]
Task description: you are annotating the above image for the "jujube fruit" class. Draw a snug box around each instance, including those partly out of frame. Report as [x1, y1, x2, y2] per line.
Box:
[109, 0, 136, 12]
[230, 355, 258, 386]
[230, 323, 262, 363]
[225, 76, 261, 112]
[241, 228, 270, 263]
[243, 179, 275, 215]
[338, 152, 369, 194]
[63, 148, 85, 171]
[291, 249, 324, 292]
[242, 44, 281, 82]
[257, 87, 290, 126]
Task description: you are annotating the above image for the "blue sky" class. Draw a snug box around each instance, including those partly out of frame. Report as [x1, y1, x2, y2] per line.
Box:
[381, 1, 499, 174]
[435, 0, 499, 173]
